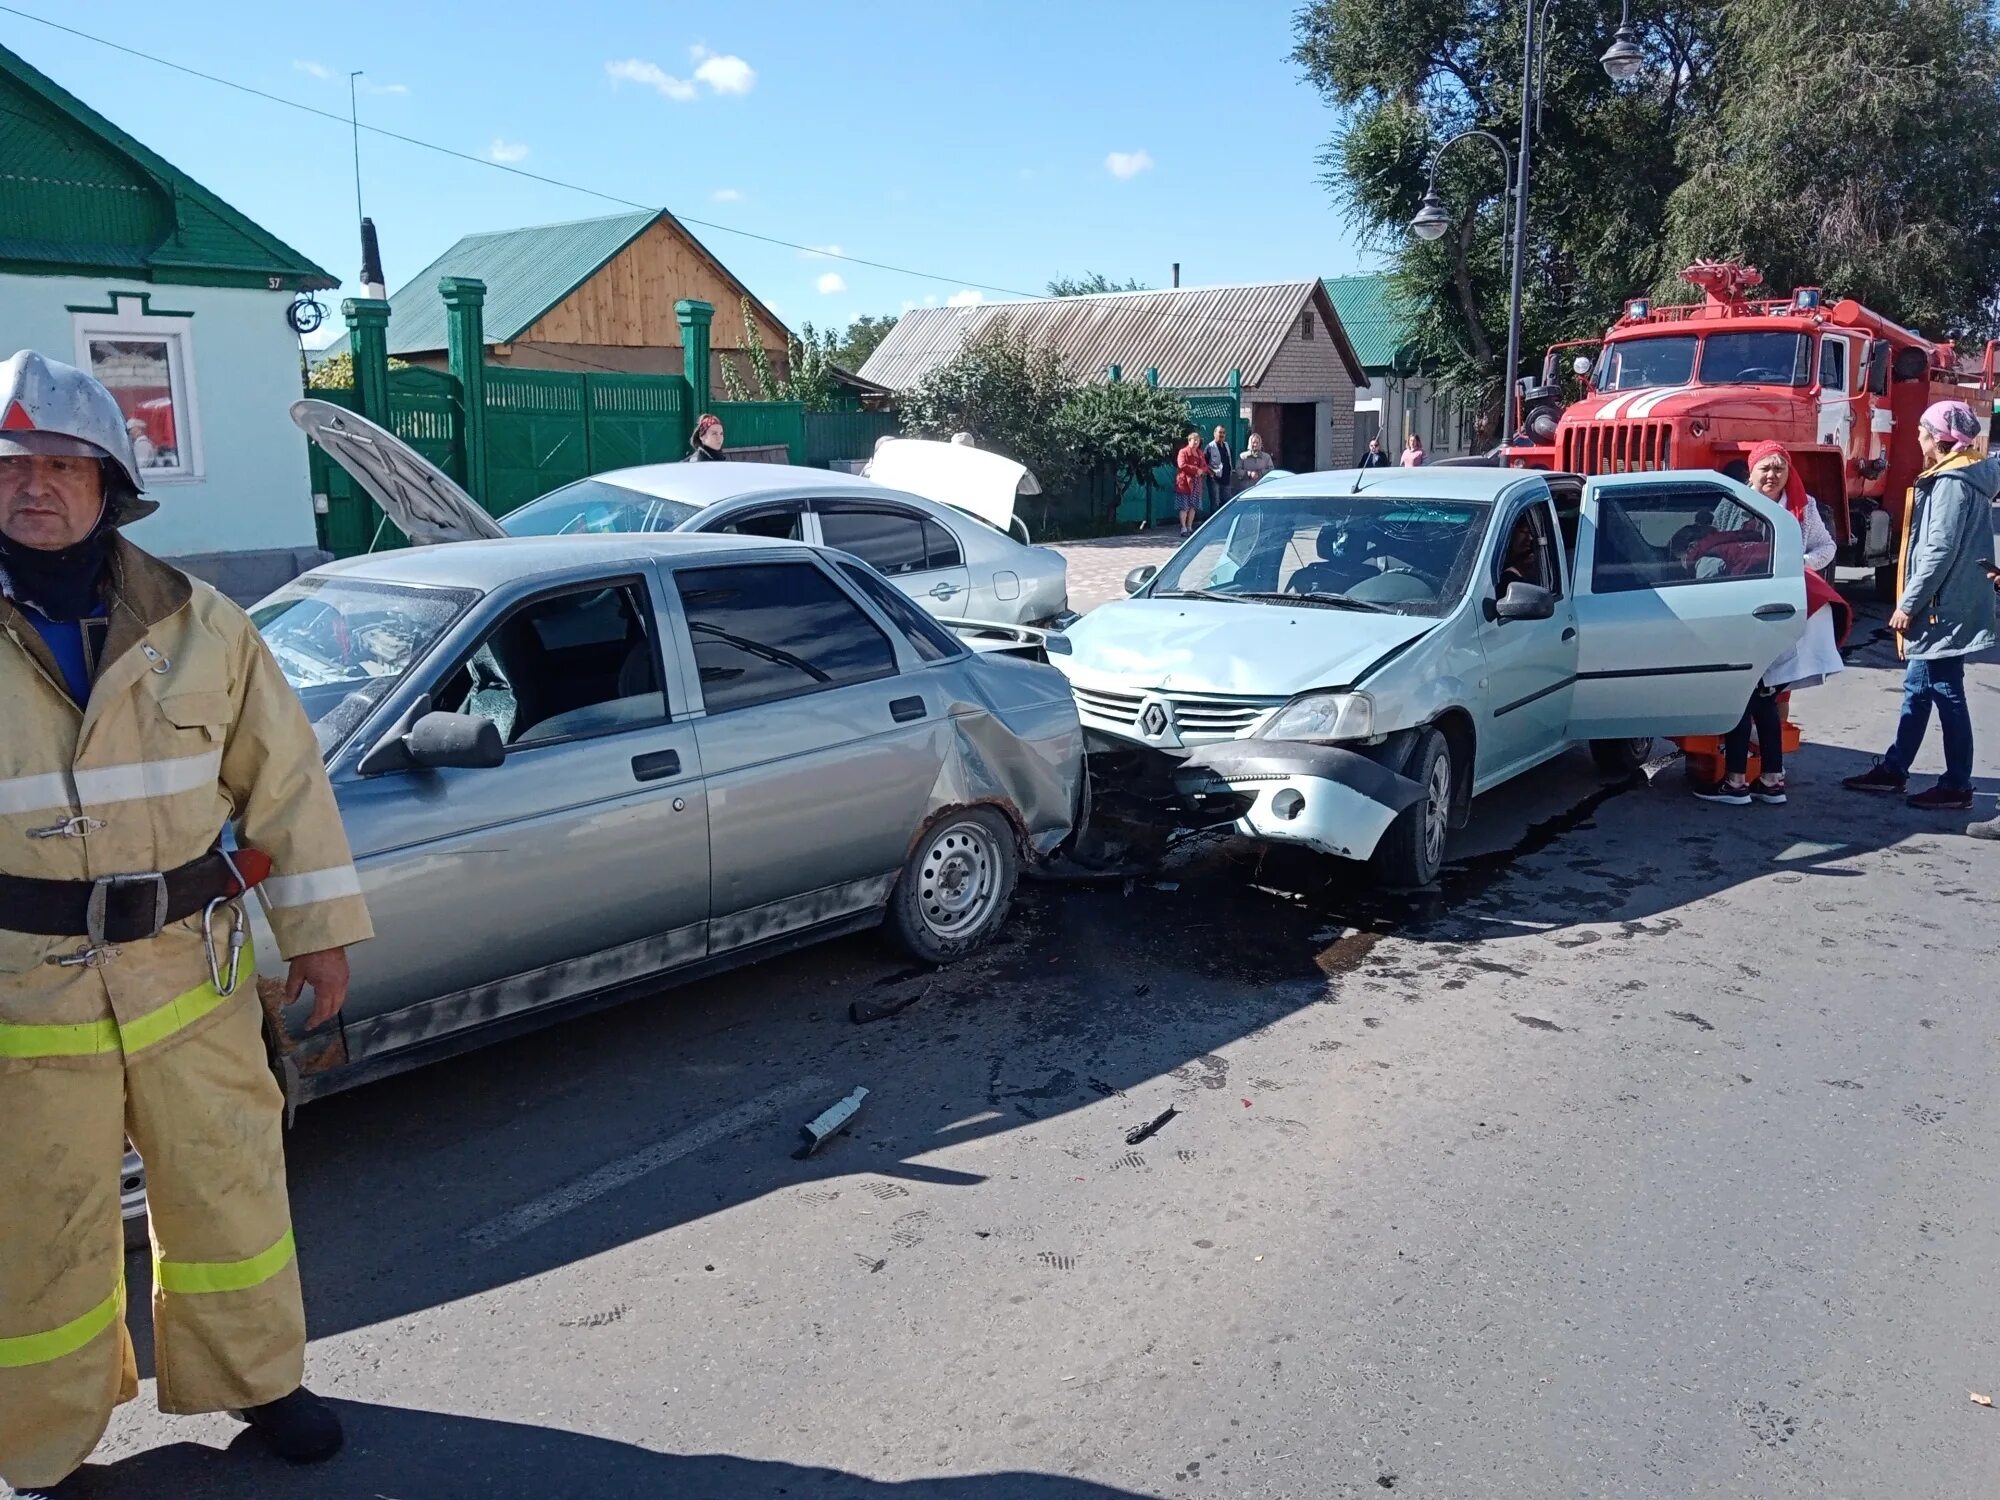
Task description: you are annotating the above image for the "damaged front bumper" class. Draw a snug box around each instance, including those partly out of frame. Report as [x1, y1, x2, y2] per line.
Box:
[1168, 739, 1425, 861]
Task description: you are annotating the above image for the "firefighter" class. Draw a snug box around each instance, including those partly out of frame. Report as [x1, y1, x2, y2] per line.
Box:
[0, 351, 373, 1495]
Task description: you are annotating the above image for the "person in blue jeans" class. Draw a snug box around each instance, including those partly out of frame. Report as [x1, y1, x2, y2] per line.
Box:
[1844, 400, 1998, 811]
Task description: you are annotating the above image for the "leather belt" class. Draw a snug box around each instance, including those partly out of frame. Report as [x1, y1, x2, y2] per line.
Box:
[0, 850, 268, 945]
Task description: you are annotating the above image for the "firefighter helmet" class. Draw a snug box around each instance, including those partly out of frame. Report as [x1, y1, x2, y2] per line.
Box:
[0, 350, 155, 525]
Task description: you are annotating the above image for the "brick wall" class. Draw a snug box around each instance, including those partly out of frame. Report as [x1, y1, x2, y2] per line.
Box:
[1250, 322, 1359, 471]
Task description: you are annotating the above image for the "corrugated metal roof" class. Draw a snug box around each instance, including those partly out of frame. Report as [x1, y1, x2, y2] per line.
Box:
[1320, 274, 1410, 372]
[858, 281, 1366, 393]
[327, 210, 658, 357]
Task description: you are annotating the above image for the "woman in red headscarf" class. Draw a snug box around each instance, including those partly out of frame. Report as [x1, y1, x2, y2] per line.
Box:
[1693, 439, 1849, 806]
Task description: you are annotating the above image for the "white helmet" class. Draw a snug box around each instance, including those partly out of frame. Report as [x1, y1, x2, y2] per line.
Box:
[0, 350, 154, 524]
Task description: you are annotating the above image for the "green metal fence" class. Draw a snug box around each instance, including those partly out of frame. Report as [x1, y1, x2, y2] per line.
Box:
[483, 368, 591, 518]
[713, 400, 806, 465]
[1113, 391, 1247, 527]
[582, 373, 693, 473]
[309, 367, 472, 557]
[803, 409, 899, 467]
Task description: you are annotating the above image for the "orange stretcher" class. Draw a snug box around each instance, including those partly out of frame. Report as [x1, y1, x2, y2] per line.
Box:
[1673, 691, 1800, 787]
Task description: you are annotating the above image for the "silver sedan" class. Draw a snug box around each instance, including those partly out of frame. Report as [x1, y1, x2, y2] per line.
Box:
[124, 531, 1082, 1241]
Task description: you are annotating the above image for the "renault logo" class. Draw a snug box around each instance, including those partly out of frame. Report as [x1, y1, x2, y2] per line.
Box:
[1139, 698, 1173, 740]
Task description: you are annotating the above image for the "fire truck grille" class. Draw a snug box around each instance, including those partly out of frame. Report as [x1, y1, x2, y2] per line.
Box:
[1562, 420, 1674, 474]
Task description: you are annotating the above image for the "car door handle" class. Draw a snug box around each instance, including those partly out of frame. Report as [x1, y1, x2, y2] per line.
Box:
[890, 695, 927, 723]
[1753, 603, 1798, 620]
[1561, 626, 1577, 641]
[631, 749, 681, 781]
[928, 583, 961, 599]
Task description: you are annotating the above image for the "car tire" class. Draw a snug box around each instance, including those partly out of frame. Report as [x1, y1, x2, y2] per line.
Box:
[1371, 728, 1451, 889]
[1590, 736, 1655, 775]
[886, 807, 1020, 964]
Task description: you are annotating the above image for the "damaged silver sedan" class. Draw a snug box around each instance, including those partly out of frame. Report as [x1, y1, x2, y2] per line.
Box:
[240, 531, 1082, 1104]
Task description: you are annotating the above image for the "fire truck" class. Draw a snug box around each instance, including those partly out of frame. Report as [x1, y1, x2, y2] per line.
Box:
[1507, 260, 1995, 595]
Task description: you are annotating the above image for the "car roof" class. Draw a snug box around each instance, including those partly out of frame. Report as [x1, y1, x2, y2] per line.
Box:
[565, 461, 900, 505]
[1244, 467, 1564, 504]
[307, 531, 801, 592]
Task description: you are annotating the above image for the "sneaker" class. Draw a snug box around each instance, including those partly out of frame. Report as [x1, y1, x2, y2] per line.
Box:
[1841, 762, 1906, 794]
[1694, 781, 1752, 806]
[1907, 783, 1975, 812]
[236, 1386, 344, 1464]
[1748, 777, 1788, 805]
[1968, 817, 2000, 841]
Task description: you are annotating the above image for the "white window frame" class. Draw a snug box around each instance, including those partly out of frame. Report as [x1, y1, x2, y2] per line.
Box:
[72, 295, 204, 483]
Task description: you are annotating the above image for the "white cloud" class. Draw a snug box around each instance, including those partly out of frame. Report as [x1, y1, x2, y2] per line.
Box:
[711, 187, 744, 203]
[690, 46, 756, 95]
[489, 138, 529, 164]
[945, 289, 984, 308]
[923, 294, 938, 306]
[1104, 149, 1155, 180]
[292, 60, 332, 80]
[606, 57, 698, 102]
[816, 272, 848, 295]
[799, 243, 843, 260]
[359, 80, 409, 96]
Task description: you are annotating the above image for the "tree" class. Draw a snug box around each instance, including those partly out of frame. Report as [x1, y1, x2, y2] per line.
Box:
[1047, 272, 1150, 297]
[304, 351, 409, 390]
[900, 326, 1081, 497]
[834, 314, 898, 371]
[1664, 0, 2000, 338]
[715, 298, 844, 410]
[1056, 380, 1194, 528]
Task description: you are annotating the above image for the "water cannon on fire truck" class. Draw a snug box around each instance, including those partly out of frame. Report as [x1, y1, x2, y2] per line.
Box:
[1505, 260, 1997, 596]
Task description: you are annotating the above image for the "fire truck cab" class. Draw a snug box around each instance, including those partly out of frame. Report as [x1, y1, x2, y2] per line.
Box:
[1509, 261, 1995, 595]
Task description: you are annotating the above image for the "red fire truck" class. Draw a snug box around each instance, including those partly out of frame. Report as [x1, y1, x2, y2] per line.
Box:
[1508, 260, 1995, 595]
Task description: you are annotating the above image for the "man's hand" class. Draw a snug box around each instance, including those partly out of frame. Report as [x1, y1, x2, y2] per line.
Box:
[284, 947, 350, 1029]
[1889, 607, 1912, 632]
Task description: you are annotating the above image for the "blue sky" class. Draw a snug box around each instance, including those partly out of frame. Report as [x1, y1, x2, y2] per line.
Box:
[12, 2, 1380, 340]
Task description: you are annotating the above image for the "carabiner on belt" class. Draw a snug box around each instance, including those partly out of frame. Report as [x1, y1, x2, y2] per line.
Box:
[202, 895, 248, 997]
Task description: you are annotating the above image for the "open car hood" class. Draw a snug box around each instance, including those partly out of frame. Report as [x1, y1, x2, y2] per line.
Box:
[865, 438, 1038, 532]
[290, 399, 507, 546]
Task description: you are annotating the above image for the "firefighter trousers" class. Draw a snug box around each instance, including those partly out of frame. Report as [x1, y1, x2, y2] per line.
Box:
[0, 988, 305, 1490]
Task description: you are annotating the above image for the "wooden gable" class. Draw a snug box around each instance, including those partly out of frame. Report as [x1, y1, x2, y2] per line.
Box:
[519, 217, 789, 353]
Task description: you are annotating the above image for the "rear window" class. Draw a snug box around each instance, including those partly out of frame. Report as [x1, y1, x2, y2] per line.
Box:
[502, 479, 699, 537]
[674, 561, 899, 713]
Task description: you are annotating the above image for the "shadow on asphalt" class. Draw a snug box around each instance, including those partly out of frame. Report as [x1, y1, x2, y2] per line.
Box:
[112, 586, 1988, 1380]
[84, 1403, 1153, 1499]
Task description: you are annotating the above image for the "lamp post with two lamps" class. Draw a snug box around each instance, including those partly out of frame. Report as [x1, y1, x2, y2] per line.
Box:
[1410, 1, 1649, 439]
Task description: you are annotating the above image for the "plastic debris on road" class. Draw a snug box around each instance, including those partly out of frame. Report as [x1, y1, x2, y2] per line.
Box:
[798, 1086, 870, 1157]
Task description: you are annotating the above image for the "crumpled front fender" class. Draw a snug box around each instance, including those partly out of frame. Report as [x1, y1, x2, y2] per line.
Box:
[1172, 740, 1424, 860]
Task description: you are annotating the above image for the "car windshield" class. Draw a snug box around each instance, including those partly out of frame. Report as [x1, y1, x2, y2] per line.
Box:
[1594, 336, 1696, 391]
[1696, 331, 1811, 386]
[251, 577, 477, 757]
[1148, 493, 1491, 617]
[501, 479, 700, 537]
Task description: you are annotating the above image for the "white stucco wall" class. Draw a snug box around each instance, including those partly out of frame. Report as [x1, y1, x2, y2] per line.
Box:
[0, 274, 318, 559]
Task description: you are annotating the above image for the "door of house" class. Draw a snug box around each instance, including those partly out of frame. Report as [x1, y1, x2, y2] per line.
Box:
[1278, 403, 1317, 472]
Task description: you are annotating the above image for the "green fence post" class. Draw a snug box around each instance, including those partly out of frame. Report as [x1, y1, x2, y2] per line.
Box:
[441, 277, 489, 504]
[677, 299, 714, 418]
[342, 298, 391, 430]
[1145, 367, 1159, 388]
[1229, 366, 1245, 452]
[1108, 364, 1122, 383]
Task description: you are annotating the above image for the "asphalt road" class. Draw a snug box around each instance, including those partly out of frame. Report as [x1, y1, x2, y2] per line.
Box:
[79, 579, 2000, 1500]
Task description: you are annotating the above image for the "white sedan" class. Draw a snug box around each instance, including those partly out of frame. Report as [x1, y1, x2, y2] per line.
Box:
[292, 405, 1072, 629]
[1055, 465, 1807, 885]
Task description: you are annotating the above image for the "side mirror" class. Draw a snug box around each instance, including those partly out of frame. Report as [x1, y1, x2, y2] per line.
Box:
[1124, 564, 1159, 596]
[1571, 355, 1593, 377]
[403, 711, 505, 770]
[1866, 338, 1891, 396]
[1494, 581, 1557, 623]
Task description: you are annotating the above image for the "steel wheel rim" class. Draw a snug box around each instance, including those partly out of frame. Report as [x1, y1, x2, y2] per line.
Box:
[1423, 753, 1451, 869]
[917, 820, 1002, 939]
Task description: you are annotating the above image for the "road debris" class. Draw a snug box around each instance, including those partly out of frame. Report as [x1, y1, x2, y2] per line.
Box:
[1973, 1392, 1993, 1407]
[851, 982, 934, 1025]
[1125, 1108, 1179, 1146]
[797, 1086, 870, 1157]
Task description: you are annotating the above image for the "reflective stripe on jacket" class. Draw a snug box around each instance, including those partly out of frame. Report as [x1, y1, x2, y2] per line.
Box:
[0, 537, 372, 1068]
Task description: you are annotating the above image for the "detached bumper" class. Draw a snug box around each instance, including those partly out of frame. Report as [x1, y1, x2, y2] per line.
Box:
[1171, 740, 1424, 860]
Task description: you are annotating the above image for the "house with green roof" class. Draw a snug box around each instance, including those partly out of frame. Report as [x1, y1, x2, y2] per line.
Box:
[325, 209, 791, 389]
[1, 40, 338, 596]
[1322, 274, 1476, 463]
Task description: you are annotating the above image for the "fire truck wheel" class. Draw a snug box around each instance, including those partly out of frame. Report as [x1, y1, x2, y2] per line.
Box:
[1590, 736, 1656, 775]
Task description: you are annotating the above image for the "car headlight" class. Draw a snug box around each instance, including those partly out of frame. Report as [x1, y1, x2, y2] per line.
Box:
[1259, 690, 1374, 743]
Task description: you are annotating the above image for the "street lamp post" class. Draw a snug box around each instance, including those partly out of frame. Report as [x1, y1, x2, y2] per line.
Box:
[1410, 2, 1649, 439]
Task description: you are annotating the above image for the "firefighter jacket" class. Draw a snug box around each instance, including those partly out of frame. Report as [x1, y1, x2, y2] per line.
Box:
[0, 536, 373, 1072]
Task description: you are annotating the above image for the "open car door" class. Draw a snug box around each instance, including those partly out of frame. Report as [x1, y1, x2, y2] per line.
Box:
[290, 399, 507, 545]
[1567, 472, 1807, 740]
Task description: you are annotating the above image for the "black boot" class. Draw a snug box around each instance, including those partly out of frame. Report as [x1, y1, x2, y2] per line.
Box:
[237, 1386, 344, 1463]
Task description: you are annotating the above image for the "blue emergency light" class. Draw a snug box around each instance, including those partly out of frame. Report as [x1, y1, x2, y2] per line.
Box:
[1626, 298, 1651, 320]
[1795, 287, 1822, 309]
